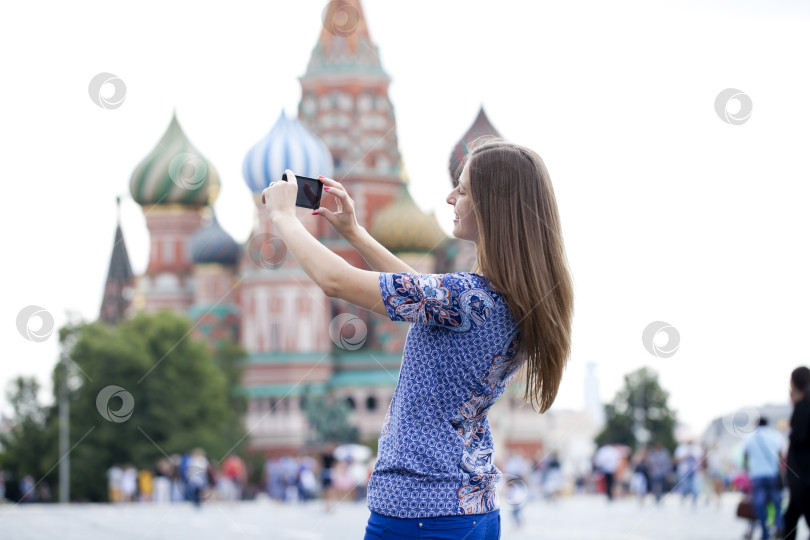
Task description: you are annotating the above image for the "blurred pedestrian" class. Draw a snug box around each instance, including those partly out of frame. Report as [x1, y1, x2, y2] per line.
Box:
[187, 448, 210, 507]
[629, 446, 649, 504]
[320, 450, 337, 512]
[153, 459, 172, 504]
[137, 468, 153, 502]
[19, 475, 35, 503]
[744, 416, 785, 540]
[674, 440, 702, 506]
[704, 442, 726, 509]
[107, 464, 123, 503]
[220, 454, 246, 503]
[542, 451, 564, 502]
[782, 367, 810, 540]
[120, 465, 137, 503]
[264, 457, 283, 500]
[298, 457, 318, 502]
[594, 444, 622, 501]
[646, 441, 671, 505]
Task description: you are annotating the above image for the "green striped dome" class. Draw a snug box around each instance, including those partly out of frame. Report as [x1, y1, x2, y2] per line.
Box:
[129, 113, 220, 206]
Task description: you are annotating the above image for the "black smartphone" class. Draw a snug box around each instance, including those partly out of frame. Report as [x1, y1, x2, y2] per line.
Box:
[282, 173, 324, 210]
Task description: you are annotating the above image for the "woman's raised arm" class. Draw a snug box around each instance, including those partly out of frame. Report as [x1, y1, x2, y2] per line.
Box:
[314, 175, 417, 274]
[263, 173, 390, 318]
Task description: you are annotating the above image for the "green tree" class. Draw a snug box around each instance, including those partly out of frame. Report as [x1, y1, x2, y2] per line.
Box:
[0, 377, 58, 501]
[595, 367, 678, 452]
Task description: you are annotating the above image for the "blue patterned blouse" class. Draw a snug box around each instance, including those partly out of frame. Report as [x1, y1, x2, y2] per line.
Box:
[367, 272, 524, 518]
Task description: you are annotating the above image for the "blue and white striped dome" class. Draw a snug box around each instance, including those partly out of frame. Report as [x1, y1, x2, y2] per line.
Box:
[242, 110, 334, 193]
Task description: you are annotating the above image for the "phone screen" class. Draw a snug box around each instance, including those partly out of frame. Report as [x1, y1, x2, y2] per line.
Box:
[281, 173, 323, 210]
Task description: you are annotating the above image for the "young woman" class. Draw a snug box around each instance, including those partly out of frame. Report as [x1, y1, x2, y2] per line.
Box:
[262, 137, 574, 539]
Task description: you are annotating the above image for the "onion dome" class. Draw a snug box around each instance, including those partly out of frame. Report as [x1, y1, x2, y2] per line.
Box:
[242, 110, 334, 193]
[370, 185, 447, 254]
[130, 112, 220, 206]
[189, 209, 240, 266]
[448, 106, 502, 187]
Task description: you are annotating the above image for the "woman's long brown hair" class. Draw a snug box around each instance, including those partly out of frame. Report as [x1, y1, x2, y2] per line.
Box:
[464, 136, 574, 413]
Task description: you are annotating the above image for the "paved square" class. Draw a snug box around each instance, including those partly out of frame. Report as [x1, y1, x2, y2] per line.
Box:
[0, 493, 801, 539]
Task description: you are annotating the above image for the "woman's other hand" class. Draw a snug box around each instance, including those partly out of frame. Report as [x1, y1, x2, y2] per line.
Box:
[314, 175, 361, 240]
[261, 169, 299, 222]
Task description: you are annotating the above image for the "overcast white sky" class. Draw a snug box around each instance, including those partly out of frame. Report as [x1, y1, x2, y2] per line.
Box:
[1, 0, 809, 438]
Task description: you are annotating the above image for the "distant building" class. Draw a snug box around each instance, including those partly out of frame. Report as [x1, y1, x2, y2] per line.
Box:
[584, 362, 606, 430]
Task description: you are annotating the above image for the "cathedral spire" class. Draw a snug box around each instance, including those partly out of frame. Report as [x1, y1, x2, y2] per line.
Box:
[305, 0, 386, 76]
[99, 197, 135, 324]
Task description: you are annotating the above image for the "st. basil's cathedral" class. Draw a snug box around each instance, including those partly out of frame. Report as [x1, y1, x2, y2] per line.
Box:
[98, 0, 546, 457]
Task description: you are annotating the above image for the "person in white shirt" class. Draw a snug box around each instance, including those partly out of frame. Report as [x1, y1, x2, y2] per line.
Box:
[594, 444, 623, 501]
[744, 417, 786, 540]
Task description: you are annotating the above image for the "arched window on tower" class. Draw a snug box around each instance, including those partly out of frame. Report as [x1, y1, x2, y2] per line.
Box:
[345, 396, 355, 410]
[366, 395, 377, 411]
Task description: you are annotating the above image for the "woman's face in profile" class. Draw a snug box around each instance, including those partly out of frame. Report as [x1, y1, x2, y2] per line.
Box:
[446, 163, 479, 243]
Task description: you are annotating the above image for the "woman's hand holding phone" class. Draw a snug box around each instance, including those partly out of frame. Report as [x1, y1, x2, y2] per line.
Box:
[314, 175, 361, 240]
[261, 169, 298, 223]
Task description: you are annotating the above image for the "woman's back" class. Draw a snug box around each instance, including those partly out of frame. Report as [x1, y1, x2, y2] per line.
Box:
[368, 271, 523, 518]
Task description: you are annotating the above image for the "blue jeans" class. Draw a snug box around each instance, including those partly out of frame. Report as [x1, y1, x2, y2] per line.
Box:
[364, 509, 501, 539]
[752, 475, 784, 537]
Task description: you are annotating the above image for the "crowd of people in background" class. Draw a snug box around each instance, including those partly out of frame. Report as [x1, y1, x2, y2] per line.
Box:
[106, 448, 247, 506]
[97, 448, 374, 510]
[0, 438, 793, 513]
[592, 439, 721, 506]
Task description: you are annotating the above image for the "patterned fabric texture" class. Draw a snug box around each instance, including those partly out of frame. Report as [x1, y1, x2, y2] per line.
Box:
[367, 272, 524, 518]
